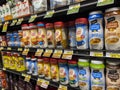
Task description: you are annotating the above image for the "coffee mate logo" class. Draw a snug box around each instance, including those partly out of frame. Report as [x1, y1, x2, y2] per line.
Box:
[60, 68, 65, 77]
[69, 69, 76, 81]
[47, 31, 52, 39]
[76, 27, 83, 41]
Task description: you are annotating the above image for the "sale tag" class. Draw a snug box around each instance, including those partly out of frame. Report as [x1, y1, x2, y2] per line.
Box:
[97, 0, 114, 6]
[41, 80, 49, 89]
[106, 52, 120, 58]
[37, 78, 44, 86]
[58, 85, 67, 90]
[24, 75, 31, 82]
[44, 10, 55, 18]
[67, 3, 80, 15]
[62, 50, 73, 59]
[52, 50, 63, 58]
[43, 49, 53, 57]
[7, 47, 11, 50]
[10, 19, 17, 26]
[35, 49, 43, 56]
[29, 15, 37, 23]
[22, 48, 29, 55]
[2, 21, 9, 32]
[16, 18, 23, 25]
[90, 51, 103, 57]
[18, 48, 23, 51]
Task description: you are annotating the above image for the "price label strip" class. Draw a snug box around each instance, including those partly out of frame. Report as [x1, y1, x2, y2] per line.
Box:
[106, 52, 120, 58]
[10, 19, 17, 26]
[7, 47, 11, 50]
[43, 49, 53, 57]
[37, 78, 44, 86]
[44, 10, 55, 18]
[22, 48, 29, 55]
[24, 74, 31, 82]
[18, 48, 23, 51]
[16, 18, 24, 25]
[52, 50, 63, 58]
[35, 49, 43, 56]
[90, 51, 103, 57]
[58, 85, 67, 90]
[41, 80, 49, 89]
[97, 0, 114, 6]
[29, 15, 37, 23]
[67, 3, 80, 15]
[62, 50, 73, 60]
[2, 21, 9, 32]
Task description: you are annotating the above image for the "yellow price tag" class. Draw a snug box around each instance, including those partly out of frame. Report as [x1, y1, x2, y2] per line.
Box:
[58, 85, 67, 90]
[97, 0, 114, 6]
[22, 73, 26, 77]
[29, 15, 37, 23]
[43, 49, 53, 57]
[35, 49, 43, 56]
[90, 51, 103, 57]
[18, 48, 23, 51]
[24, 75, 31, 82]
[44, 10, 55, 18]
[7, 47, 11, 50]
[106, 52, 120, 58]
[37, 78, 44, 86]
[22, 48, 29, 55]
[52, 50, 63, 58]
[16, 18, 23, 25]
[41, 80, 49, 89]
[2, 21, 9, 32]
[62, 50, 73, 59]
[10, 19, 17, 26]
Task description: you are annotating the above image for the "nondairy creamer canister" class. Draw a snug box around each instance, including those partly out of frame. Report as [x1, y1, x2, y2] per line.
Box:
[105, 7, 120, 50]
[89, 11, 103, 50]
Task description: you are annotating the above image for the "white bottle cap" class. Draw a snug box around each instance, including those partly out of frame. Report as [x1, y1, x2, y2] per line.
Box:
[89, 11, 102, 15]
[79, 59, 89, 62]
[105, 7, 120, 13]
[106, 61, 120, 65]
[91, 60, 103, 64]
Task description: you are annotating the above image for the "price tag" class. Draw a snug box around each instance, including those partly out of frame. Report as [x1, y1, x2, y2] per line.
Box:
[90, 51, 103, 57]
[97, 0, 114, 6]
[37, 78, 44, 86]
[18, 48, 23, 51]
[58, 85, 67, 90]
[35, 49, 43, 56]
[2, 21, 9, 32]
[29, 15, 37, 23]
[44, 10, 55, 18]
[67, 3, 80, 15]
[41, 80, 49, 89]
[3, 67, 6, 70]
[22, 73, 26, 77]
[7, 47, 11, 50]
[106, 52, 120, 58]
[22, 48, 29, 55]
[0, 47, 4, 51]
[16, 18, 23, 25]
[43, 49, 53, 57]
[24, 74, 31, 82]
[52, 50, 63, 58]
[62, 50, 73, 60]
[10, 19, 17, 26]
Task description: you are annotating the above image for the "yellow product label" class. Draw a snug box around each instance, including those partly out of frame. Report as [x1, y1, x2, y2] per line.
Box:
[31, 29, 38, 46]
[37, 63, 44, 76]
[52, 50, 63, 58]
[55, 29, 62, 45]
[51, 65, 59, 81]
[17, 57, 25, 71]
[10, 56, 16, 70]
[3, 56, 9, 68]
[44, 64, 51, 79]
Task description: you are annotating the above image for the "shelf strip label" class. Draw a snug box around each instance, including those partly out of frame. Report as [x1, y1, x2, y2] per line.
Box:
[16, 18, 24, 25]
[90, 51, 103, 57]
[52, 49, 63, 58]
[35, 49, 43, 56]
[43, 49, 53, 57]
[29, 15, 37, 23]
[44, 10, 55, 18]
[58, 85, 67, 90]
[10, 19, 17, 26]
[62, 50, 73, 60]
[97, 0, 114, 6]
[106, 52, 120, 58]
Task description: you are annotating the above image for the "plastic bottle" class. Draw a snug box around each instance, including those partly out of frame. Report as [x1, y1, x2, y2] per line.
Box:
[26, 56, 32, 74]
[90, 60, 105, 90]
[75, 18, 88, 49]
[78, 59, 90, 90]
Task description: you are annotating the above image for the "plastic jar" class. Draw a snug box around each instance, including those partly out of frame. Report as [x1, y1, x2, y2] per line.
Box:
[54, 21, 67, 49]
[106, 61, 120, 90]
[37, 57, 44, 77]
[75, 18, 88, 49]
[78, 59, 90, 90]
[89, 11, 103, 50]
[90, 60, 105, 90]
[29, 23, 38, 47]
[105, 7, 120, 50]
[26, 56, 32, 74]
[43, 58, 51, 80]
[58, 59, 69, 85]
[46, 23, 55, 48]
[68, 21, 76, 48]
[21, 24, 31, 47]
[50, 59, 59, 82]
[68, 60, 79, 87]
[37, 22, 48, 48]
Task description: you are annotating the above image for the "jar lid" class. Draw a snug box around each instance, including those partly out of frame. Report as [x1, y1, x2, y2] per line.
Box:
[68, 21, 75, 26]
[29, 23, 37, 28]
[79, 59, 89, 62]
[75, 18, 88, 24]
[107, 61, 120, 65]
[43, 58, 49, 62]
[22, 24, 29, 29]
[105, 7, 120, 12]
[58, 59, 67, 63]
[54, 21, 64, 27]
[91, 60, 103, 64]
[89, 11, 102, 15]
[45, 23, 54, 28]
[68, 60, 77, 64]
[37, 22, 45, 27]
[26, 57, 31, 59]
[50, 59, 57, 64]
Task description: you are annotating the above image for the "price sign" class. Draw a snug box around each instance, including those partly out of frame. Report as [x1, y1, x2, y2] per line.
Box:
[43, 49, 53, 57]
[41, 80, 49, 89]
[10, 19, 17, 26]
[7, 47, 11, 50]
[3, 67, 6, 70]
[106, 52, 120, 58]
[16, 18, 23, 25]
[22, 48, 29, 55]
[44, 10, 55, 18]
[67, 3, 80, 15]
[90, 51, 103, 57]
[58, 85, 67, 90]
[2, 21, 9, 32]
[62, 50, 73, 60]
[52, 50, 63, 58]
[97, 0, 114, 6]
[35, 49, 43, 56]
[18, 48, 23, 51]
[0, 47, 4, 51]
[37, 78, 44, 86]
[24, 74, 31, 82]
[29, 15, 37, 23]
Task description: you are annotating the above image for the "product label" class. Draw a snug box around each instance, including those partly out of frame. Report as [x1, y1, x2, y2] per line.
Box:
[44, 64, 51, 79]
[51, 65, 59, 81]
[31, 30, 38, 46]
[37, 62, 44, 77]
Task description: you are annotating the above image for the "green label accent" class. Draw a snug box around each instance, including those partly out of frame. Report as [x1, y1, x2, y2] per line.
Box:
[44, 10, 55, 18]
[97, 0, 114, 6]
[29, 15, 37, 23]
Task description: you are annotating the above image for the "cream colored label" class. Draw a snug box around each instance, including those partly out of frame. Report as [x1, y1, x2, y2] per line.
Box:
[31, 29, 38, 46]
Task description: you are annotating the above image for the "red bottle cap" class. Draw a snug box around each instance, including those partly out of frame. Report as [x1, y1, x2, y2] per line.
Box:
[45, 23, 54, 28]
[75, 18, 88, 24]
[68, 21, 75, 27]
[54, 21, 64, 28]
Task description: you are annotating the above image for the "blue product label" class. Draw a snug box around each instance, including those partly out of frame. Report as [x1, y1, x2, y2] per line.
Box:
[32, 61, 38, 75]
[92, 70, 102, 79]
[90, 24, 100, 32]
[89, 14, 103, 20]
